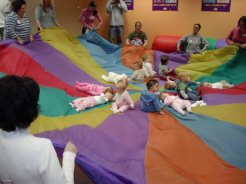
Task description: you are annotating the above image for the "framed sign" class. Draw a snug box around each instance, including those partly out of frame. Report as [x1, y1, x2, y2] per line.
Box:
[153, 0, 178, 11]
[202, 0, 231, 12]
[125, 0, 134, 10]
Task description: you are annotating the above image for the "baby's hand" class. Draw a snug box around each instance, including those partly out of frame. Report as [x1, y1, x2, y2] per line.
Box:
[65, 141, 78, 154]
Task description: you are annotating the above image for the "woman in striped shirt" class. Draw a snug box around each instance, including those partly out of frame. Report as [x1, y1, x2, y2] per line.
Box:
[4, 0, 33, 44]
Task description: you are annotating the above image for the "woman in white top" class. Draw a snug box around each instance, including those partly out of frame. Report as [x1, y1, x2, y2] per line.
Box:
[0, 75, 78, 184]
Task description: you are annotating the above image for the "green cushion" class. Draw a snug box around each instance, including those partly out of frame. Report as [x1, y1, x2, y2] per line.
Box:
[207, 38, 218, 50]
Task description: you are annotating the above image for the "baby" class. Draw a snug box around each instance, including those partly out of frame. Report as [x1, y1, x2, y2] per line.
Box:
[161, 93, 192, 116]
[70, 88, 114, 111]
[142, 54, 156, 78]
[101, 72, 128, 84]
[75, 81, 110, 96]
[177, 71, 201, 101]
[202, 81, 234, 89]
[140, 79, 165, 115]
[111, 79, 134, 114]
[159, 55, 174, 80]
[164, 78, 179, 90]
[130, 33, 143, 46]
[129, 60, 145, 82]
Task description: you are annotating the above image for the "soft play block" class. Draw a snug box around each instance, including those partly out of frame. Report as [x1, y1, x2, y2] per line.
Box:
[152, 35, 182, 53]
[152, 35, 228, 53]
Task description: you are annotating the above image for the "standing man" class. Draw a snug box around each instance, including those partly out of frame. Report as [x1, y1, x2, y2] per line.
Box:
[106, 0, 127, 45]
[0, 0, 11, 40]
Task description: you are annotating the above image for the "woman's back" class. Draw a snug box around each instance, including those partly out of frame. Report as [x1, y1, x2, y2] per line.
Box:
[0, 129, 67, 184]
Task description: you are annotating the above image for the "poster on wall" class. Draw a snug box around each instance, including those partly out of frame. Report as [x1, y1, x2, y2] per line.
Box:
[202, 0, 231, 12]
[125, 0, 134, 10]
[152, 0, 178, 11]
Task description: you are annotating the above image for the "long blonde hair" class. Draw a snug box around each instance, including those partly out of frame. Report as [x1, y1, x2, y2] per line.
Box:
[40, 0, 54, 12]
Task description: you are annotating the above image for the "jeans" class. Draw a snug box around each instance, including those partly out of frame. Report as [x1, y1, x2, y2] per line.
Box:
[109, 25, 123, 45]
[82, 27, 87, 35]
[0, 27, 4, 40]
[187, 90, 201, 101]
[177, 89, 201, 101]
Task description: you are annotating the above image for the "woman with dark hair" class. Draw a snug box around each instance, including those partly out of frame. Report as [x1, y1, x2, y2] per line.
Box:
[3, 0, 33, 44]
[35, 0, 61, 31]
[226, 16, 246, 49]
[79, 1, 103, 35]
[126, 21, 148, 47]
[177, 23, 209, 54]
[0, 75, 78, 183]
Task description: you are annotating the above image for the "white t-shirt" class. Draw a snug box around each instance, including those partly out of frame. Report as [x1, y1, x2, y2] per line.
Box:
[0, 0, 11, 28]
[143, 62, 156, 77]
[0, 128, 76, 184]
[94, 93, 109, 105]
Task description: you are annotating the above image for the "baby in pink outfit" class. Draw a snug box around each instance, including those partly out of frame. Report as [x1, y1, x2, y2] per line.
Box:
[161, 93, 192, 115]
[70, 88, 114, 111]
[75, 81, 110, 96]
[111, 80, 134, 114]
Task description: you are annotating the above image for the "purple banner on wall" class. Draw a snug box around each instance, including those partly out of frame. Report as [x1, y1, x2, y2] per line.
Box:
[125, 0, 134, 10]
[202, 0, 231, 12]
[153, 0, 178, 11]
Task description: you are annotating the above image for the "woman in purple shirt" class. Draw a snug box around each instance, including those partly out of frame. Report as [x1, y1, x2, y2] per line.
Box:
[79, 1, 103, 35]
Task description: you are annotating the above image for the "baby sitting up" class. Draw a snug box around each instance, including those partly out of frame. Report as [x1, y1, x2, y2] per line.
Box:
[70, 88, 114, 111]
[111, 79, 134, 114]
[130, 33, 143, 46]
[129, 60, 145, 82]
[159, 55, 175, 80]
[161, 93, 192, 116]
[177, 71, 201, 101]
[202, 81, 234, 89]
[142, 54, 156, 78]
[141, 79, 165, 115]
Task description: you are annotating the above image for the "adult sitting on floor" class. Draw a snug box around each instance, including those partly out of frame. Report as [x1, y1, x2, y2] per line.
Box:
[126, 21, 148, 47]
[177, 23, 209, 54]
